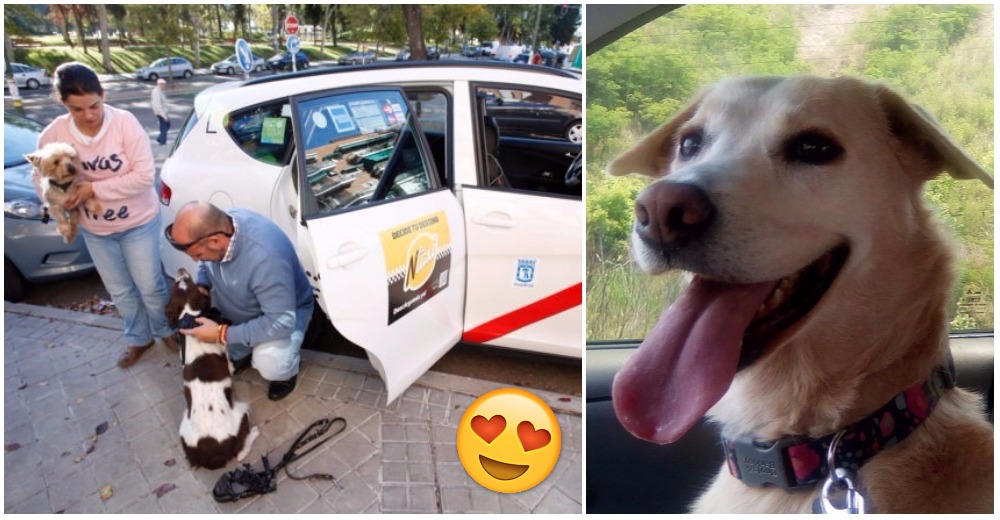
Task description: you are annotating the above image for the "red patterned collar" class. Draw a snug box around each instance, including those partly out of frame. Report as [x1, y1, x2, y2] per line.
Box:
[722, 362, 955, 491]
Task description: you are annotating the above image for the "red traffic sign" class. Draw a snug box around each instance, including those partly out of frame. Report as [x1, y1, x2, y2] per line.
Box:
[285, 15, 299, 35]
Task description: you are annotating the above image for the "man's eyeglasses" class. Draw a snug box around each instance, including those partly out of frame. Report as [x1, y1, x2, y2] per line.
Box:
[164, 224, 232, 252]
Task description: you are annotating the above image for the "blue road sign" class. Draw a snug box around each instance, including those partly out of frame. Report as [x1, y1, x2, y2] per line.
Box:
[235, 39, 254, 72]
[287, 35, 301, 55]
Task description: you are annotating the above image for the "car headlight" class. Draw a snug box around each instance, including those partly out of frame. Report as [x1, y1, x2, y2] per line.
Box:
[5, 198, 44, 220]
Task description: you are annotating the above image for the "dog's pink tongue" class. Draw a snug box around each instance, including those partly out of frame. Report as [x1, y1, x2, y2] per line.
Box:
[612, 277, 775, 444]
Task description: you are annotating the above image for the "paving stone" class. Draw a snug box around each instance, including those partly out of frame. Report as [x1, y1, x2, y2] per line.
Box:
[2, 306, 583, 514]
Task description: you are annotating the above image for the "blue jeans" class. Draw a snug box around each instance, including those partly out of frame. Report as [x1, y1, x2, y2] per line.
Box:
[156, 115, 170, 145]
[81, 214, 173, 346]
[227, 305, 311, 382]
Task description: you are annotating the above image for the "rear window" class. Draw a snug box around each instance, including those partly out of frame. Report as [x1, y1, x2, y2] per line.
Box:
[224, 102, 293, 166]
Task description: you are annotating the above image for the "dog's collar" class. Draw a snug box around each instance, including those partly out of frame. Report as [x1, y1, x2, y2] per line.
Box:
[722, 361, 955, 492]
[49, 179, 74, 192]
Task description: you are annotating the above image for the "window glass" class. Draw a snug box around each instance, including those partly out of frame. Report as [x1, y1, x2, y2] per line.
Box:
[224, 102, 293, 167]
[474, 85, 582, 197]
[480, 87, 583, 144]
[406, 90, 449, 186]
[586, 4, 993, 341]
[298, 89, 434, 215]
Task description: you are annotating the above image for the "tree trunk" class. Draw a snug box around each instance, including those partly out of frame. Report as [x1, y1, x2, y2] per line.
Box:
[402, 5, 427, 60]
[332, 6, 339, 47]
[191, 7, 202, 67]
[73, 9, 87, 53]
[215, 5, 223, 41]
[96, 5, 114, 72]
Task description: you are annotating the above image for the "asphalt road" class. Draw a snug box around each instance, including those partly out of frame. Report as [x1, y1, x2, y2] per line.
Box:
[10, 60, 583, 397]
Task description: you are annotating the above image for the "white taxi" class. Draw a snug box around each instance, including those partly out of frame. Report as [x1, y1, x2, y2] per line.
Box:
[158, 62, 583, 401]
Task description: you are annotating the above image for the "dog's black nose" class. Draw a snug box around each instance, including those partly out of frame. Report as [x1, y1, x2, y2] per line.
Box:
[634, 181, 715, 247]
[66, 163, 76, 175]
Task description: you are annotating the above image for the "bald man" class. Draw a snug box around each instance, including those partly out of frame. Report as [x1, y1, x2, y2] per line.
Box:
[165, 202, 313, 401]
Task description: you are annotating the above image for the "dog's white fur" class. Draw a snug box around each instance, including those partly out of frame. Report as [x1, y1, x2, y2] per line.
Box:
[167, 271, 258, 470]
[609, 75, 993, 513]
[25, 142, 102, 244]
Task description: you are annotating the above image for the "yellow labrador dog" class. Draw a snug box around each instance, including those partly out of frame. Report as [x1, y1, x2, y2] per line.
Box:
[608, 76, 993, 513]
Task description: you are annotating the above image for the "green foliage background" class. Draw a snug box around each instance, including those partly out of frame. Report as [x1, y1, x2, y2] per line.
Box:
[586, 4, 994, 340]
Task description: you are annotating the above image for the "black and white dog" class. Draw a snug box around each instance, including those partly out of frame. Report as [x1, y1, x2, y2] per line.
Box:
[165, 268, 258, 470]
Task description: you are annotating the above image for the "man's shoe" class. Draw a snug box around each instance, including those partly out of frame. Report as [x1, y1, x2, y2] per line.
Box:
[267, 375, 297, 401]
[231, 355, 252, 375]
[118, 341, 154, 368]
[161, 334, 181, 352]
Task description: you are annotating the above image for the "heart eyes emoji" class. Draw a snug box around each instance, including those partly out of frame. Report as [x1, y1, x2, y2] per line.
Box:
[470, 415, 506, 444]
[471, 415, 551, 451]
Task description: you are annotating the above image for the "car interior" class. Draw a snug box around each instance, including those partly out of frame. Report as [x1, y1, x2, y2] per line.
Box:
[584, 4, 994, 514]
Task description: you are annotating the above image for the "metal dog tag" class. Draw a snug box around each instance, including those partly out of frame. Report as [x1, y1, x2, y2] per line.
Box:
[818, 430, 866, 514]
[819, 467, 866, 514]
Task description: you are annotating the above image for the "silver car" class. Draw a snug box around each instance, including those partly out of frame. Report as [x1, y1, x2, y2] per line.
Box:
[135, 57, 194, 81]
[10, 63, 51, 90]
[4, 113, 94, 302]
[212, 54, 268, 75]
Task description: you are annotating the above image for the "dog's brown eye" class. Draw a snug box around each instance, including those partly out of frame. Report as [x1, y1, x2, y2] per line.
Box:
[679, 132, 702, 159]
[786, 132, 844, 165]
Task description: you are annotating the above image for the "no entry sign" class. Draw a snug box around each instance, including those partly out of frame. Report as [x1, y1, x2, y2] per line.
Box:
[285, 15, 299, 35]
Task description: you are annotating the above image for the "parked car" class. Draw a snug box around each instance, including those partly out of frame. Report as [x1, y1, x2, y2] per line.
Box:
[514, 49, 566, 68]
[267, 50, 309, 72]
[4, 112, 94, 302]
[158, 62, 582, 402]
[394, 46, 441, 61]
[211, 53, 268, 75]
[338, 50, 377, 65]
[484, 91, 583, 143]
[9, 63, 51, 90]
[134, 57, 194, 81]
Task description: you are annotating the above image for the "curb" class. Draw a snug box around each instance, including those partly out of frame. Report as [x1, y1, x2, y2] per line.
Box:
[4, 301, 582, 416]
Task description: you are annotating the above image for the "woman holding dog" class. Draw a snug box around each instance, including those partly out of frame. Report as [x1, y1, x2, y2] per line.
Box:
[32, 62, 179, 367]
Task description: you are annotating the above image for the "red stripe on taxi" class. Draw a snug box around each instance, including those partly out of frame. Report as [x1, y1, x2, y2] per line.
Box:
[462, 283, 582, 344]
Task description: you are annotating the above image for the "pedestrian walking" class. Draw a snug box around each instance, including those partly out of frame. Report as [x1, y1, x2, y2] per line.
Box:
[151, 78, 170, 145]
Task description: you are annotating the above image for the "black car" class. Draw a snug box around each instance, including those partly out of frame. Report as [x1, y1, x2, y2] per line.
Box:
[485, 93, 583, 144]
[267, 51, 309, 72]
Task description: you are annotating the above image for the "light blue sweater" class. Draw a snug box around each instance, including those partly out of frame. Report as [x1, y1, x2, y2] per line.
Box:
[197, 208, 314, 346]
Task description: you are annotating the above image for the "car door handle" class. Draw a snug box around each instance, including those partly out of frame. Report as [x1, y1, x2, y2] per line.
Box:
[471, 214, 517, 228]
[326, 247, 367, 269]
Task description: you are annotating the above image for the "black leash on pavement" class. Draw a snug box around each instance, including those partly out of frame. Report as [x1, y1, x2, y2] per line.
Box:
[212, 417, 347, 503]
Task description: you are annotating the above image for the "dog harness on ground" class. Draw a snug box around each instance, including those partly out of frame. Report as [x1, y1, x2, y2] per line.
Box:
[212, 417, 347, 502]
[722, 361, 955, 495]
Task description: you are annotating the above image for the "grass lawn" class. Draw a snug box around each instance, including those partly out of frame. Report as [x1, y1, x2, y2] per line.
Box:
[10, 37, 392, 74]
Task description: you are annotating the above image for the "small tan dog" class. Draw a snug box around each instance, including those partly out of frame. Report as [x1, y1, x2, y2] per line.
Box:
[26, 142, 101, 243]
[609, 75, 993, 513]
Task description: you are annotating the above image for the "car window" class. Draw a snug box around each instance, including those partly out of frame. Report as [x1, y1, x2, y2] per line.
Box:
[474, 84, 582, 197]
[405, 90, 450, 186]
[585, 4, 994, 341]
[224, 101, 293, 166]
[297, 89, 436, 216]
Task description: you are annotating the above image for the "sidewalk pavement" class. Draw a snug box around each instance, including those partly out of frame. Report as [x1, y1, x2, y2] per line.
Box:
[3, 303, 582, 514]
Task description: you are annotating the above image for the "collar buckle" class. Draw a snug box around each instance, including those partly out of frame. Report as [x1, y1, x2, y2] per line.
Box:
[727, 435, 813, 491]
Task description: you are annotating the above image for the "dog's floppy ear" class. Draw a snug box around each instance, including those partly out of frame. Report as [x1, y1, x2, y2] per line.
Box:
[607, 95, 704, 178]
[164, 284, 185, 329]
[877, 85, 993, 189]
